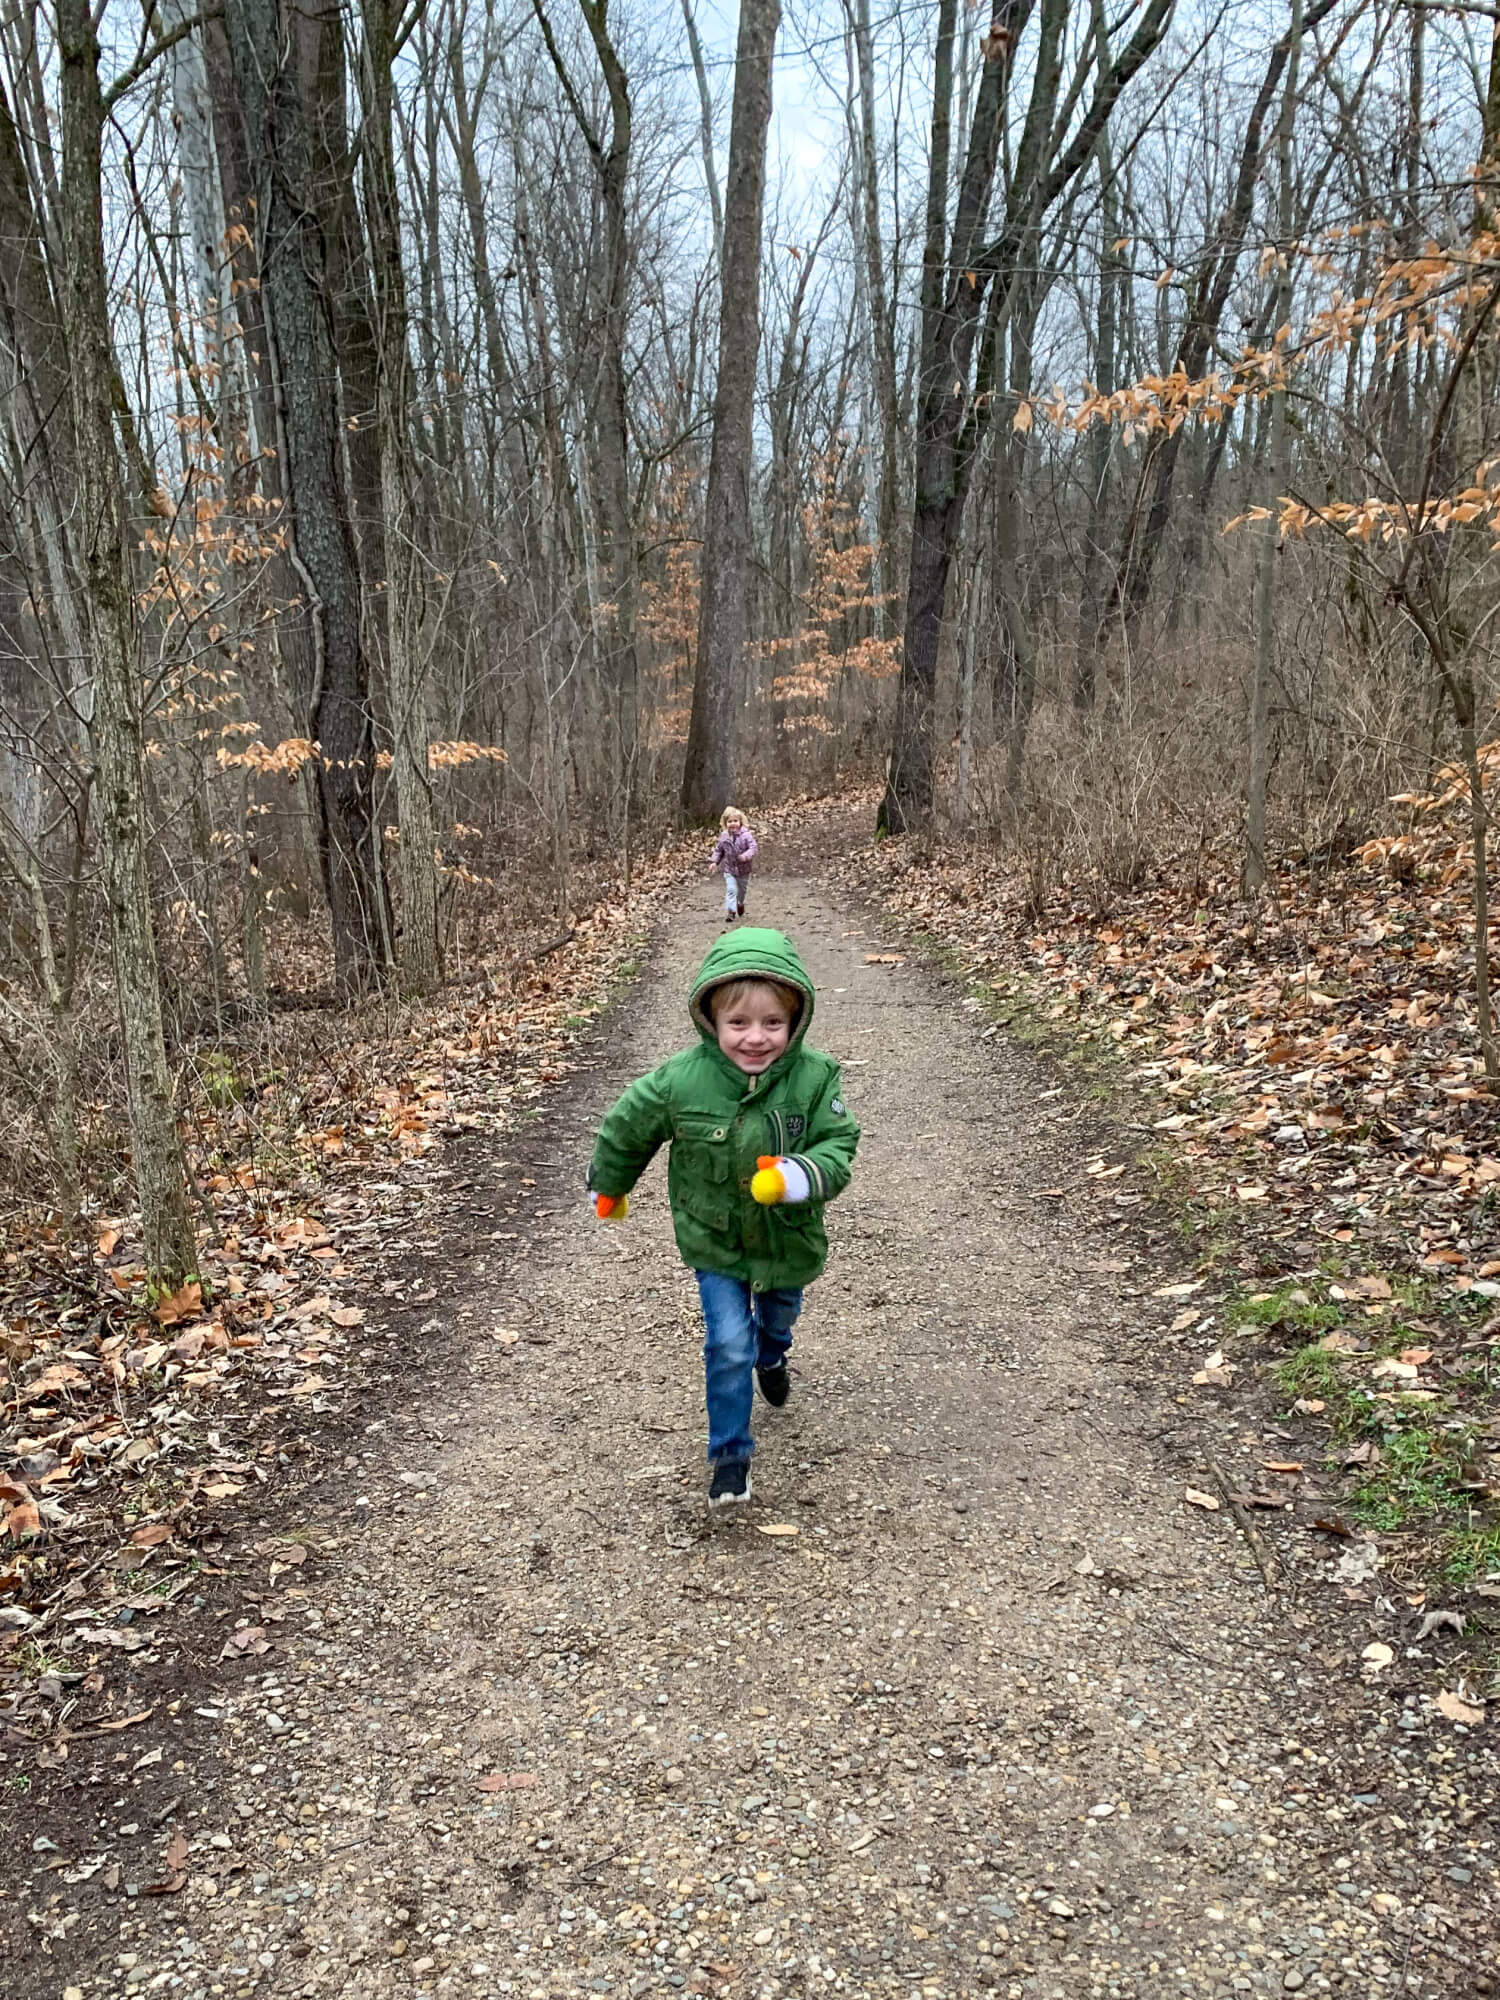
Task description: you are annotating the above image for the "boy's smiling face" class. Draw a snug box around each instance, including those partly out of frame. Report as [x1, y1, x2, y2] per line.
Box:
[713, 982, 792, 1075]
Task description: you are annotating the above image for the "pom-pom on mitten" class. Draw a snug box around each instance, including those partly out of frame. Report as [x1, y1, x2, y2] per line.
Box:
[750, 1156, 812, 1206]
[594, 1192, 630, 1221]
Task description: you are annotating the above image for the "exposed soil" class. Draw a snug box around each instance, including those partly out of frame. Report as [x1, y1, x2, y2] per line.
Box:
[4, 868, 1496, 2000]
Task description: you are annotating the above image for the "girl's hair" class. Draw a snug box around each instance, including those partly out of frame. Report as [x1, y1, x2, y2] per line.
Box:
[708, 976, 800, 1024]
[720, 804, 747, 827]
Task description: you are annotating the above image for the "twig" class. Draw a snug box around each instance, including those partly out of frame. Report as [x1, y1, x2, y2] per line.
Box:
[1203, 1449, 1283, 1595]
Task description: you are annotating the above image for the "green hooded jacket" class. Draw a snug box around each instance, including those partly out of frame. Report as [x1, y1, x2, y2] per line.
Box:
[588, 928, 859, 1290]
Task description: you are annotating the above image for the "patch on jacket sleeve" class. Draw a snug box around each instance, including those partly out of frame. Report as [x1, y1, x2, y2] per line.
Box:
[785, 1113, 806, 1140]
[830, 1097, 846, 1117]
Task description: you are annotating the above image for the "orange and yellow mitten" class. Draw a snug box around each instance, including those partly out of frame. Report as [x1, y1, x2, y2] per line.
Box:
[750, 1156, 812, 1205]
[594, 1193, 630, 1221]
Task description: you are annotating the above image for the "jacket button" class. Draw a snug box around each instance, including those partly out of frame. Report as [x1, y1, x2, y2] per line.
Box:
[713, 1128, 725, 1139]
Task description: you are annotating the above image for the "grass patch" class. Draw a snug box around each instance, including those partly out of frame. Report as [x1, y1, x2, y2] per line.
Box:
[1277, 1343, 1352, 1409]
[1442, 1525, 1500, 1588]
[1229, 1283, 1341, 1341]
[1350, 1423, 1474, 1532]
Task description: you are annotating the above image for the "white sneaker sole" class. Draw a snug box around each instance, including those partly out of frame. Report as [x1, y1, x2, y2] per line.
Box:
[707, 1476, 753, 1509]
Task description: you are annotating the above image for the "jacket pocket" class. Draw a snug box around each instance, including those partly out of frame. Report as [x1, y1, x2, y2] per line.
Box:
[671, 1117, 735, 1228]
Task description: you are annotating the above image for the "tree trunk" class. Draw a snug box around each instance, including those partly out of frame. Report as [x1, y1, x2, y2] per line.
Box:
[681, 0, 724, 262]
[360, 0, 440, 995]
[879, 0, 1024, 836]
[532, 0, 638, 787]
[681, 0, 780, 823]
[446, 32, 523, 490]
[1244, 0, 1302, 895]
[224, 0, 390, 994]
[847, 0, 899, 636]
[57, 0, 197, 1284]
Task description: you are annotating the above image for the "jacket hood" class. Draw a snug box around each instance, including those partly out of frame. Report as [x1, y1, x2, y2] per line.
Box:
[689, 927, 816, 1050]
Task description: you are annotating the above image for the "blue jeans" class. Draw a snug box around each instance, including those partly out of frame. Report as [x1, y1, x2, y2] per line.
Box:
[696, 1271, 801, 1464]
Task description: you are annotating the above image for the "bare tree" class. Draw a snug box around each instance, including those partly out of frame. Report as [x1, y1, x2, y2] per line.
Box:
[880, 0, 1175, 835]
[56, 0, 197, 1283]
[360, 0, 441, 994]
[224, 0, 392, 993]
[681, 0, 780, 822]
[1244, 0, 1303, 893]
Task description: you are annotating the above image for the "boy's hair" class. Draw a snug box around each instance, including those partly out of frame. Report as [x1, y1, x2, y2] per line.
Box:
[708, 976, 800, 1024]
[720, 804, 746, 827]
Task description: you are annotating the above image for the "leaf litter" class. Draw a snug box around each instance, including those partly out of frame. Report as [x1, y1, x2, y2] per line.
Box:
[1, 840, 701, 1732]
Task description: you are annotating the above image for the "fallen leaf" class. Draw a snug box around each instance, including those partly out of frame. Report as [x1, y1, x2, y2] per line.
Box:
[1398, 1346, 1434, 1365]
[1184, 1487, 1220, 1511]
[220, 1625, 269, 1659]
[1362, 1642, 1394, 1669]
[863, 953, 904, 965]
[129, 1522, 172, 1548]
[1317, 1329, 1362, 1353]
[476, 1771, 539, 1791]
[75, 1624, 148, 1651]
[1413, 1609, 1465, 1642]
[757, 1522, 800, 1537]
[146, 1826, 190, 1894]
[1436, 1689, 1485, 1726]
[154, 1282, 203, 1326]
[1341, 1274, 1392, 1299]
[1371, 1356, 1419, 1381]
[1333, 1548, 1382, 1595]
[1152, 1280, 1206, 1299]
[329, 1306, 365, 1328]
[1262, 1460, 1303, 1474]
[87, 1707, 154, 1734]
[1292, 1397, 1326, 1414]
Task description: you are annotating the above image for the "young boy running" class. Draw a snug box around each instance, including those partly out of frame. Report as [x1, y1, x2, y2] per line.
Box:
[588, 929, 859, 1506]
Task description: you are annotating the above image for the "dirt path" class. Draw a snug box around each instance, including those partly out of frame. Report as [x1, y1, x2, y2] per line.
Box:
[13, 876, 1494, 1999]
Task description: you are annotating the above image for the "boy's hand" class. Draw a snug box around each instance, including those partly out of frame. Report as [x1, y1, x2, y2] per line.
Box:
[751, 1156, 811, 1205]
[594, 1193, 630, 1221]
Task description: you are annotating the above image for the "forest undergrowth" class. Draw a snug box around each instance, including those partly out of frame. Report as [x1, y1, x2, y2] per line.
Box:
[9, 780, 1500, 1742]
[837, 769, 1500, 1678]
[0, 821, 721, 1738]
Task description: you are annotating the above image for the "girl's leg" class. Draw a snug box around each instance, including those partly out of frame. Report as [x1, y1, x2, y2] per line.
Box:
[723, 871, 739, 919]
[696, 1271, 756, 1462]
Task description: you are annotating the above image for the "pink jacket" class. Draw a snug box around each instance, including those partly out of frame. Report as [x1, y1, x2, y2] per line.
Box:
[711, 827, 757, 877]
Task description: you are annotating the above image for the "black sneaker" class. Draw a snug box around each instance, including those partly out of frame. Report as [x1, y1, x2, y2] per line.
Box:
[708, 1460, 752, 1507]
[755, 1361, 790, 1407]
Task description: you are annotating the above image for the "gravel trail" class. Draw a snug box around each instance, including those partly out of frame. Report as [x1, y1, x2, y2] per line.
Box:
[20, 875, 1495, 2000]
